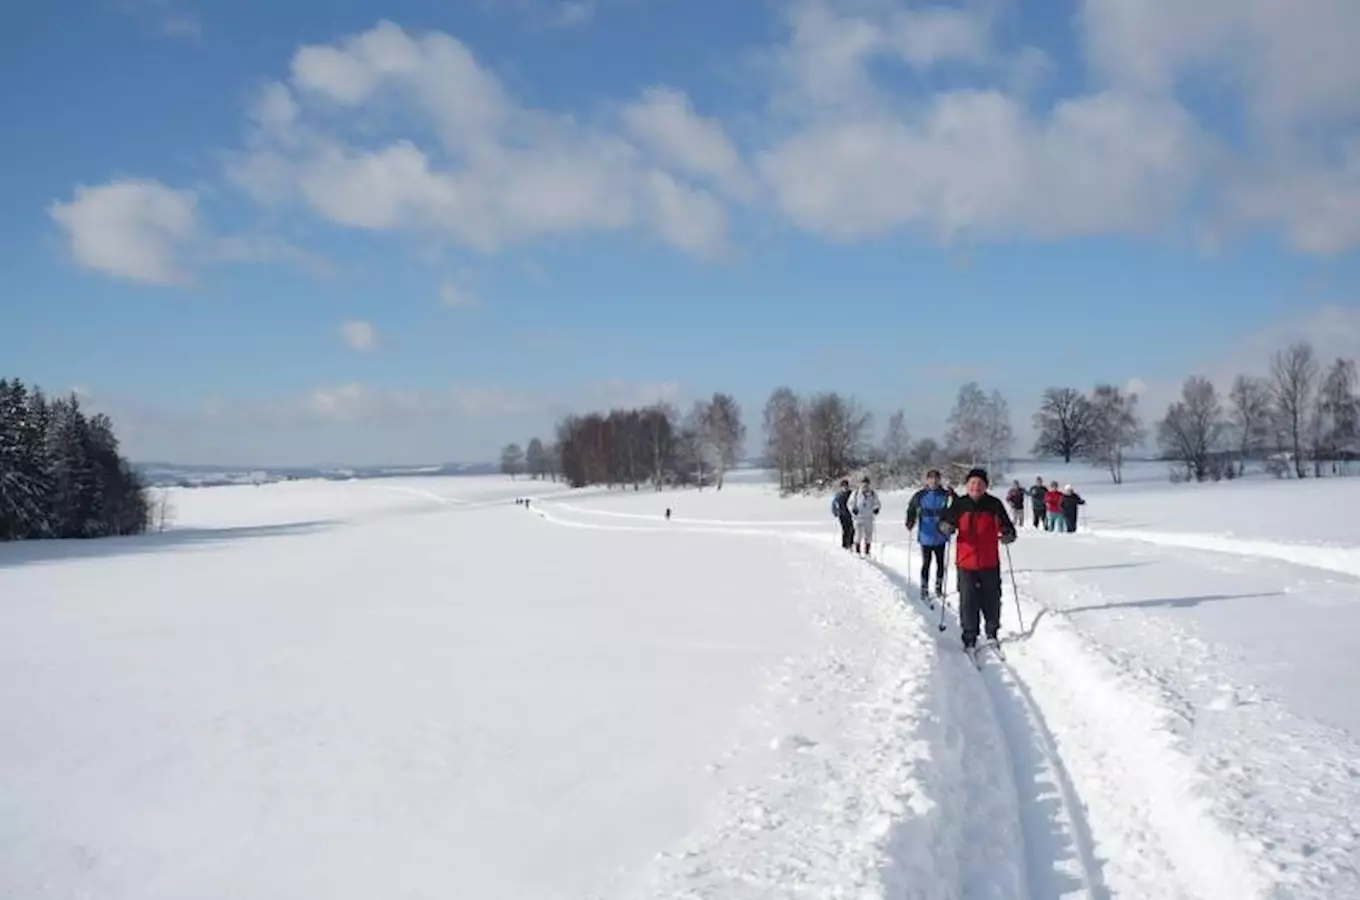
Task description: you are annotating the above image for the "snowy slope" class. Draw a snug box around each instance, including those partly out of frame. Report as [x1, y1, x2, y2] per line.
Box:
[2, 472, 1357, 898]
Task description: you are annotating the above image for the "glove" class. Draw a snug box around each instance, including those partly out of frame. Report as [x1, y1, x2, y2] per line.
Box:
[1000, 532, 1016, 545]
[938, 522, 955, 536]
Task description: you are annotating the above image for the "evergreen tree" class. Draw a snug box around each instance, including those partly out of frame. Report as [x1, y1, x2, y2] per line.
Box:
[0, 378, 149, 541]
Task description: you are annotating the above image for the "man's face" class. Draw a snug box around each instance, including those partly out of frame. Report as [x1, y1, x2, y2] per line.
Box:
[925, 473, 939, 488]
[967, 476, 986, 499]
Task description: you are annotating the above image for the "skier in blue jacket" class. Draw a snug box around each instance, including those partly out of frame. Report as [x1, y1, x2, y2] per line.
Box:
[905, 468, 953, 601]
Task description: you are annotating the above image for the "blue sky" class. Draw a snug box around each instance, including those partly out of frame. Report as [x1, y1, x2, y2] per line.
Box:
[3, 0, 1358, 466]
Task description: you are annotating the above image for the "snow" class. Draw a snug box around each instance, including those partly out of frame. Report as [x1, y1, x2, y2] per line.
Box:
[2, 468, 1358, 898]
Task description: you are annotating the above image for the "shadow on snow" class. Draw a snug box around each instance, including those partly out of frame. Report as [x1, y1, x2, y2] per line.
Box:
[1063, 591, 1284, 614]
[0, 521, 336, 570]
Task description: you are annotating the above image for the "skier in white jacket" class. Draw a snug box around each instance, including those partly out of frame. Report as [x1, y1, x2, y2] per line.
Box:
[851, 475, 881, 556]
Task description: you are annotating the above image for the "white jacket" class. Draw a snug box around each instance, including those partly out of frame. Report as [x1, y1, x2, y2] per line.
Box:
[851, 488, 881, 520]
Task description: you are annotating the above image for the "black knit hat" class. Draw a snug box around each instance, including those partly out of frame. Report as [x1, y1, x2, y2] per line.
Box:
[965, 467, 989, 485]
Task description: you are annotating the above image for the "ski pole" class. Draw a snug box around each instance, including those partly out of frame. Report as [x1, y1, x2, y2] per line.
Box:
[1004, 543, 1025, 634]
[937, 537, 950, 632]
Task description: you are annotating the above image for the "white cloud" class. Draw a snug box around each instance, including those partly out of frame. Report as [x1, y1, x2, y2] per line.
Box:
[116, 0, 201, 41]
[339, 320, 379, 351]
[49, 178, 200, 285]
[1078, 0, 1360, 253]
[229, 21, 727, 258]
[622, 87, 752, 200]
[758, 89, 1201, 241]
[438, 278, 480, 309]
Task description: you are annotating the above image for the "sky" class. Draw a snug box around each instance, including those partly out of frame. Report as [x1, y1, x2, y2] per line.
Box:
[2, 0, 1359, 466]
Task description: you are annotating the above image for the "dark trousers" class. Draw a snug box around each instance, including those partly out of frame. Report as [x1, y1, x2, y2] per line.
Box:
[1010, 504, 1024, 527]
[957, 567, 1003, 647]
[920, 543, 946, 590]
[1031, 504, 1044, 528]
[1065, 511, 1078, 532]
[838, 514, 855, 549]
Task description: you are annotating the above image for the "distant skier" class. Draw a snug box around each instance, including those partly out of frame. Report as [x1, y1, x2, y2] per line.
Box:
[906, 468, 952, 600]
[1027, 477, 1047, 529]
[851, 476, 881, 556]
[1044, 481, 1065, 532]
[1005, 480, 1026, 526]
[1061, 485, 1085, 533]
[831, 479, 855, 550]
[937, 467, 1016, 656]
[665, 507, 672, 521]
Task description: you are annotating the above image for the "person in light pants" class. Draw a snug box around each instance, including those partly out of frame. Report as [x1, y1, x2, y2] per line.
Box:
[851, 475, 881, 555]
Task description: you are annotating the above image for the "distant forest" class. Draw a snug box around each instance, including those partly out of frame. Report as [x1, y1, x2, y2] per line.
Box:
[0, 378, 150, 541]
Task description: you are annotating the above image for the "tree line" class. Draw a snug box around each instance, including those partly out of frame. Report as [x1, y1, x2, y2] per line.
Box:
[1151, 342, 1357, 481]
[502, 382, 1018, 492]
[501, 394, 747, 490]
[0, 378, 151, 541]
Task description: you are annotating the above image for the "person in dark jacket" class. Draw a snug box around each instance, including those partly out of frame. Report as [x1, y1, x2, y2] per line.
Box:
[938, 467, 1017, 653]
[1060, 484, 1085, 532]
[831, 479, 854, 550]
[1027, 477, 1047, 529]
[1005, 480, 1026, 525]
[906, 468, 952, 600]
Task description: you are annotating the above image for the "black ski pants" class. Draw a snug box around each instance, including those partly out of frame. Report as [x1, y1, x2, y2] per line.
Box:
[838, 514, 855, 549]
[1010, 504, 1024, 528]
[1031, 503, 1044, 529]
[957, 567, 1003, 647]
[920, 543, 946, 589]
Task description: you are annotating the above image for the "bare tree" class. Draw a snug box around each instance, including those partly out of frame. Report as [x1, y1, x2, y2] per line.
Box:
[525, 438, 549, 480]
[1032, 387, 1095, 463]
[763, 387, 803, 492]
[907, 438, 943, 478]
[1317, 357, 1359, 474]
[148, 487, 175, 533]
[704, 393, 746, 489]
[1157, 376, 1227, 481]
[1084, 385, 1145, 484]
[881, 410, 911, 479]
[679, 400, 713, 488]
[944, 382, 989, 468]
[944, 383, 1011, 478]
[642, 402, 677, 490]
[1227, 375, 1271, 475]
[806, 392, 873, 482]
[499, 443, 525, 480]
[1270, 341, 1319, 478]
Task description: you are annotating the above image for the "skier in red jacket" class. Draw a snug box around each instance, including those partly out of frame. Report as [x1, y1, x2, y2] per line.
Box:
[938, 467, 1016, 654]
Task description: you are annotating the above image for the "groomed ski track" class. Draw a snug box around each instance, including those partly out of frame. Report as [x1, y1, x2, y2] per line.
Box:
[529, 497, 1283, 900]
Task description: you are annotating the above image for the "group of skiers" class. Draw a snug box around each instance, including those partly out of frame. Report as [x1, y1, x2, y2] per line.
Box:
[1005, 477, 1085, 533]
[831, 467, 1086, 654]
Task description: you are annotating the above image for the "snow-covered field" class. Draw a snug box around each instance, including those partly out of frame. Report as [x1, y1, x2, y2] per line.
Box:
[2, 466, 1358, 898]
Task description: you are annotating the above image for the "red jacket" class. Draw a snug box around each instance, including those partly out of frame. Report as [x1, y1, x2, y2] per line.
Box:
[1044, 490, 1062, 513]
[940, 492, 1016, 570]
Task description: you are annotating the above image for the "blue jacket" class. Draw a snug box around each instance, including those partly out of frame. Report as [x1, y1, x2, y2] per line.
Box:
[906, 486, 952, 547]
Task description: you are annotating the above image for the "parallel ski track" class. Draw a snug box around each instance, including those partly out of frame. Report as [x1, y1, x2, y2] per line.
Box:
[864, 554, 1107, 900]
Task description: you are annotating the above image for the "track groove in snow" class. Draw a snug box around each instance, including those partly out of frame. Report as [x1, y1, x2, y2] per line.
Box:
[1083, 528, 1360, 582]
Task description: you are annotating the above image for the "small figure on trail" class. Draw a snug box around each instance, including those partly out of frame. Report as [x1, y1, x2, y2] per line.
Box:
[1061, 485, 1085, 533]
[665, 507, 672, 520]
[851, 476, 882, 556]
[1005, 480, 1026, 526]
[1044, 481, 1065, 532]
[937, 467, 1017, 656]
[1027, 477, 1047, 529]
[906, 468, 952, 601]
[831, 479, 855, 550]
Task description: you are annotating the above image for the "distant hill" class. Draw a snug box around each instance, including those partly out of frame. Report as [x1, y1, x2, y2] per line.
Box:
[135, 460, 499, 488]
